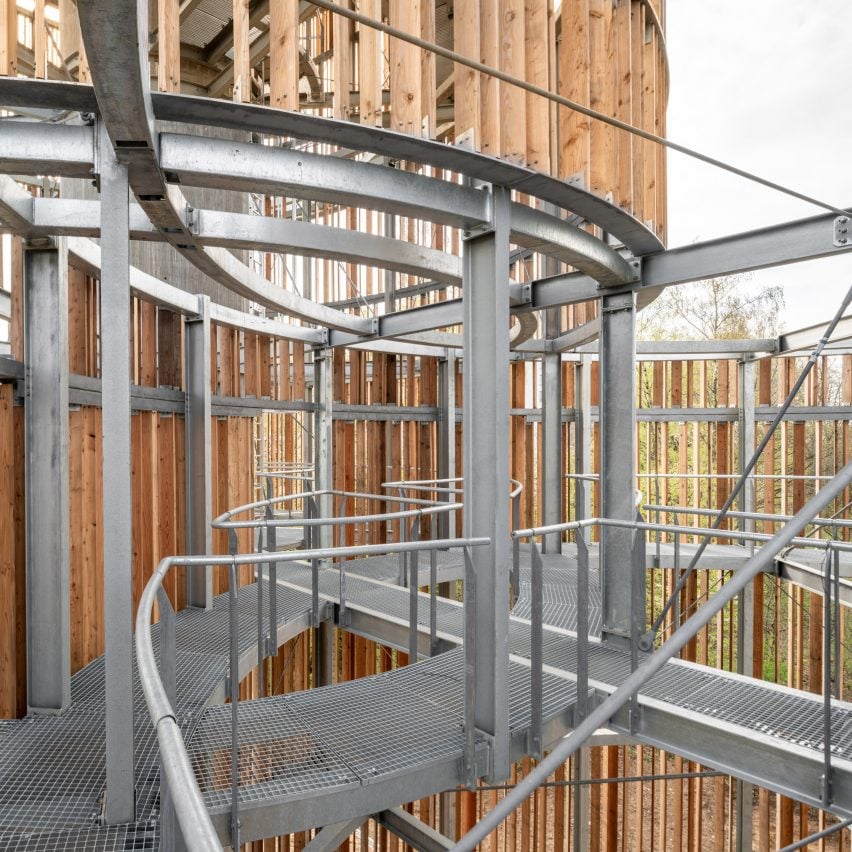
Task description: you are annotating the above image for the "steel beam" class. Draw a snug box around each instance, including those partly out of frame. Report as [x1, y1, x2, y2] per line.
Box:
[542, 309, 563, 552]
[192, 208, 463, 286]
[376, 807, 453, 851]
[0, 122, 94, 178]
[599, 291, 639, 645]
[462, 186, 511, 780]
[185, 295, 213, 609]
[23, 239, 70, 714]
[642, 210, 852, 288]
[159, 133, 489, 230]
[302, 818, 364, 852]
[99, 122, 135, 823]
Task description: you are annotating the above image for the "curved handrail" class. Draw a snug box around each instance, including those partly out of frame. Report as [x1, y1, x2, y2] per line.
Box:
[137, 536, 490, 850]
[382, 476, 524, 499]
[213, 488, 455, 530]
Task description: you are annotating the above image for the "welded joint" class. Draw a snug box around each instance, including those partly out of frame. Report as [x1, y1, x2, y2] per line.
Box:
[834, 215, 852, 247]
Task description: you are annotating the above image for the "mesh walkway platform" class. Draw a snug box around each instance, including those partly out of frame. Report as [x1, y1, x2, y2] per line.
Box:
[0, 582, 316, 851]
[3, 546, 852, 848]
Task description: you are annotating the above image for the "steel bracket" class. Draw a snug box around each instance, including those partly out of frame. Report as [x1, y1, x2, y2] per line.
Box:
[833, 215, 851, 247]
[368, 316, 380, 336]
[600, 290, 636, 313]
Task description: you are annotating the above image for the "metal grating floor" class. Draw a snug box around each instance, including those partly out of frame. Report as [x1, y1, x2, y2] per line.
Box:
[4, 544, 852, 847]
[190, 647, 577, 816]
[0, 581, 314, 850]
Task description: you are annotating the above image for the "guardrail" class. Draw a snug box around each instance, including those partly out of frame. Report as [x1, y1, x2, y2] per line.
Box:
[383, 476, 525, 596]
[455, 460, 852, 851]
[137, 516, 489, 849]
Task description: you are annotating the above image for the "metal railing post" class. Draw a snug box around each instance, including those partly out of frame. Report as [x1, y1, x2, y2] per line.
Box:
[463, 545, 476, 787]
[430, 548, 438, 656]
[227, 559, 241, 849]
[529, 541, 543, 760]
[156, 586, 180, 852]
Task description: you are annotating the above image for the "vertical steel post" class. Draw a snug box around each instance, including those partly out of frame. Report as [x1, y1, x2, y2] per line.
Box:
[314, 348, 333, 548]
[462, 185, 511, 780]
[24, 238, 70, 714]
[574, 355, 593, 521]
[99, 122, 135, 823]
[185, 294, 212, 609]
[599, 291, 639, 646]
[542, 308, 563, 552]
[437, 351, 457, 539]
[735, 356, 756, 849]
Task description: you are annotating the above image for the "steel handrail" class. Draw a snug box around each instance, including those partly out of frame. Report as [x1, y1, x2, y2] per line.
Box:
[454, 460, 852, 851]
[644, 503, 852, 532]
[137, 535, 489, 850]
[213, 488, 450, 527]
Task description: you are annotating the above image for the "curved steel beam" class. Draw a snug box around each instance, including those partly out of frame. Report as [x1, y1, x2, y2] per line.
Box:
[0, 79, 663, 255]
[159, 133, 489, 229]
[509, 203, 638, 287]
[27, 198, 463, 286]
[73, 1, 373, 335]
[191, 209, 463, 286]
[150, 92, 663, 255]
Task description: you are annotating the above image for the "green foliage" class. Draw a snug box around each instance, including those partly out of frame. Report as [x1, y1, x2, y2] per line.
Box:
[637, 274, 785, 341]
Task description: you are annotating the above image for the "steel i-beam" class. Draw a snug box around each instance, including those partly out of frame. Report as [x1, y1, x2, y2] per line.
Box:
[24, 238, 71, 714]
[186, 294, 213, 609]
[462, 185, 511, 780]
[99, 122, 136, 823]
[599, 290, 640, 646]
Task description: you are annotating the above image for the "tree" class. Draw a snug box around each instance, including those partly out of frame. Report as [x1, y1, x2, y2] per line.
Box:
[637, 274, 785, 341]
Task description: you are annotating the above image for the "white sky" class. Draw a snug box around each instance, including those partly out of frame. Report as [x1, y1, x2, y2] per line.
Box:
[664, 1, 852, 331]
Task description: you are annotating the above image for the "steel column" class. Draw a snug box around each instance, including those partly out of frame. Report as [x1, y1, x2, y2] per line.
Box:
[185, 294, 213, 609]
[437, 351, 457, 539]
[599, 291, 639, 645]
[735, 356, 756, 850]
[462, 185, 511, 780]
[314, 348, 333, 547]
[24, 238, 70, 714]
[99, 122, 136, 823]
[542, 308, 563, 552]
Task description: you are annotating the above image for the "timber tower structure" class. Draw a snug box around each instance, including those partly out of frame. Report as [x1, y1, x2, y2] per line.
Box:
[0, 1, 851, 850]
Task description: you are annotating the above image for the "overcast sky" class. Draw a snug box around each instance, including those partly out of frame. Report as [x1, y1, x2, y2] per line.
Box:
[665, 1, 852, 331]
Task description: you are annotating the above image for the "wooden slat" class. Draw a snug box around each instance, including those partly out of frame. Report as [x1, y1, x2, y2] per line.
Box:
[232, 0, 250, 102]
[157, 0, 180, 92]
[559, 0, 591, 182]
[270, 0, 299, 110]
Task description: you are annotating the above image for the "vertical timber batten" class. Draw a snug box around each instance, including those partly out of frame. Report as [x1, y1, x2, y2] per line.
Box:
[186, 294, 212, 609]
[99, 122, 135, 823]
[463, 185, 511, 780]
[24, 238, 71, 714]
[599, 289, 639, 646]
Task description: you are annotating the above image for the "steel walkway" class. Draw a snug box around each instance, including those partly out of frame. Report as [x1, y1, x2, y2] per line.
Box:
[0, 583, 319, 851]
[3, 546, 852, 848]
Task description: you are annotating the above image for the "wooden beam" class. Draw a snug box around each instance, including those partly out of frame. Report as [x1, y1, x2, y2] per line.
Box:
[157, 0, 180, 92]
[270, 0, 299, 110]
[232, 0, 250, 102]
